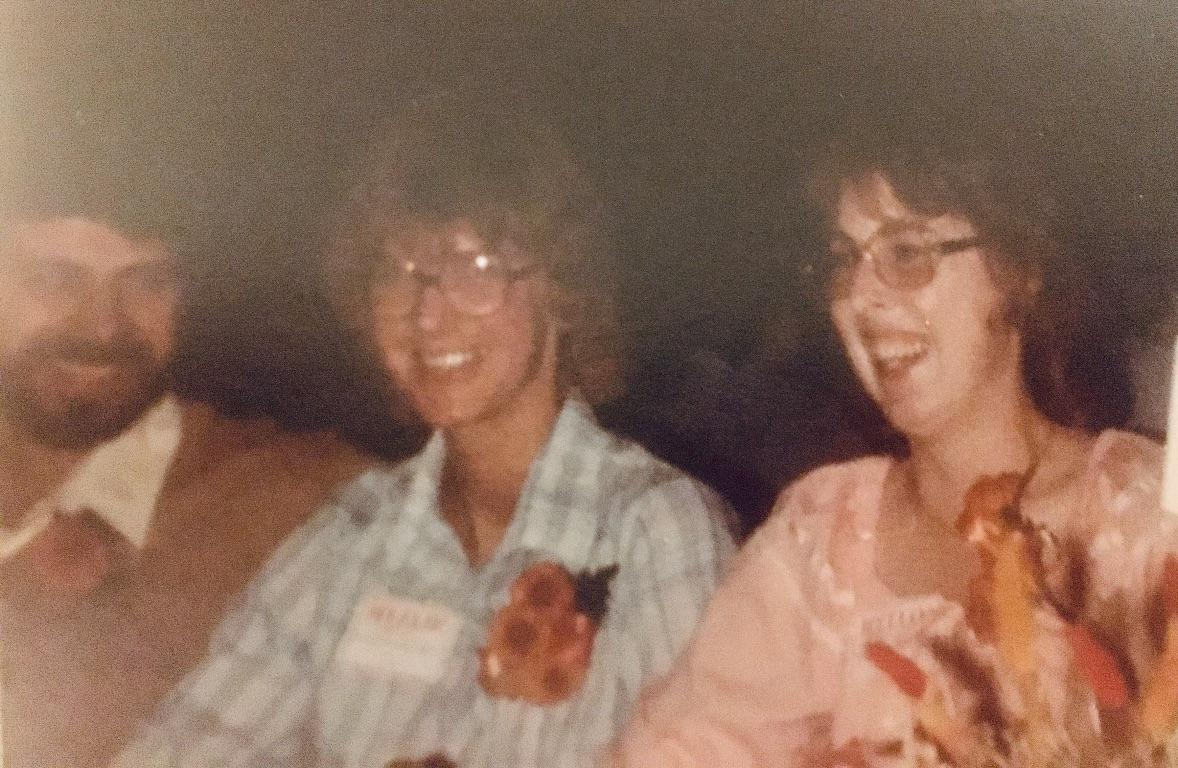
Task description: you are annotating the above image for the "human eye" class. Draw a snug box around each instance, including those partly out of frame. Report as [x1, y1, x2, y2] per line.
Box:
[889, 241, 926, 269]
[375, 258, 416, 286]
[120, 261, 178, 297]
[456, 251, 505, 283]
[882, 231, 931, 274]
[20, 259, 84, 296]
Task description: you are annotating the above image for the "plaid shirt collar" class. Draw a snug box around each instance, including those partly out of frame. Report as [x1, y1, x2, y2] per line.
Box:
[394, 395, 612, 572]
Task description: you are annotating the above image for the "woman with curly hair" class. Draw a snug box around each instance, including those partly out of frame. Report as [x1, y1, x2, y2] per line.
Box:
[114, 99, 734, 768]
[608, 129, 1175, 766]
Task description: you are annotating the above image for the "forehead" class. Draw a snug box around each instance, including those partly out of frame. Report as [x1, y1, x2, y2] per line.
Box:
[1, 216, 170, 273]
[384, 218, 486, 253]
[834, 173, 974, 242]
[382, 218, 529, 264]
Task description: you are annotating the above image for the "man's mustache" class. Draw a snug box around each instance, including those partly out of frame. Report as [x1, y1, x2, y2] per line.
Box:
[29, 335, 155, 367]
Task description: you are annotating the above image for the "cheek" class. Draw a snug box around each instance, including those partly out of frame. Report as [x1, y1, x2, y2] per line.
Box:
[0, 300, 64, 354]
[934, 282, 999, 342]
[925, 281, 1015, 378]
[501, 316, 540, 364]
[490, 291, 549, 363]
[373, 321, 413, 380]
[830, 300, 870, 377]
[369, 296, 421, 369]
[125, 296, 178, 359]
[830, 300, 855, 346]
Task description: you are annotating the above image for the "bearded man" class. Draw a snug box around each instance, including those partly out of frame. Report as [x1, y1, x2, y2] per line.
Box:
[0, 198, 370, 767]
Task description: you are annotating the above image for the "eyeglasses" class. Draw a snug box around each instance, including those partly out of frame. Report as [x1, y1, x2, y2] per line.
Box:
[827, 222, 985, 292]
[374, 250, 541, 317]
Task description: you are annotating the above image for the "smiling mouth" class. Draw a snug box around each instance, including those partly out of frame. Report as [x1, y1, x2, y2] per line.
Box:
[865, 336, 930, 380]
[419, 350, 476, 372]
[52, 360, 124, 378]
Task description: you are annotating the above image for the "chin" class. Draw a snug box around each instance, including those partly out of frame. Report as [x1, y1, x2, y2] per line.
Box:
[882, 395, 969, 442]
[4, 370, 169, 449]
[885, 415, 940, 443]
[24, 397, 161, 449]
[411, 395, 490, 430]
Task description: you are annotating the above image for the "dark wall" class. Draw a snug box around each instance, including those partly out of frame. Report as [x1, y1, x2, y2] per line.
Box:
[2, 2, 1175, 514]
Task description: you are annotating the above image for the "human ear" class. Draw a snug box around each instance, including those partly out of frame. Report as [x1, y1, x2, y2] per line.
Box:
[988, 251, 1042, 331]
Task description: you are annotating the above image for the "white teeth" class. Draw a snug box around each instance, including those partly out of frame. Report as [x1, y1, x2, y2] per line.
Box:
[869, 340, 928, 372]
[421, 351, 474, 370]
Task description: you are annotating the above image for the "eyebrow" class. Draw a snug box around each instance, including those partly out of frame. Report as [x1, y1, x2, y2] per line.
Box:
[828, 231, 864, 252]
[6, 252, 173, 276]
[7, 254, 84, 271]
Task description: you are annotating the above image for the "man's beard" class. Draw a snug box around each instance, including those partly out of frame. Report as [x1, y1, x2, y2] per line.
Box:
[0, 332, 172, 450]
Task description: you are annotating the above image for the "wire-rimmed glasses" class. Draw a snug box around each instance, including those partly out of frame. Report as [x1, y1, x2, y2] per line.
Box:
[828, 221, 985, 292]
[375, 250, 540, 317]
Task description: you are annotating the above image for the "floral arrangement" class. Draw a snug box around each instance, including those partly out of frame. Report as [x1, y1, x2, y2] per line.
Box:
[478, 560, 618, 705]
[862, 473, 1178, 767]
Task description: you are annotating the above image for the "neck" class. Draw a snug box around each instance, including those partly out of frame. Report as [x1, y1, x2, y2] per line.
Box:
[904, 378, 1052, 526]
[446, 392, 559, 494]
[440, 385, 562, 560]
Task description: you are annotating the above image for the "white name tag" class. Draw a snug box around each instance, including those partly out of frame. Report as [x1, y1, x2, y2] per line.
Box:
[335, 591, 464, 683]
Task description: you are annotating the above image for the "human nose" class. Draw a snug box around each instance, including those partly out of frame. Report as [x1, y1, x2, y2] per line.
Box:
[845, 253, 895, 313]
[411, 278, 451, 332]
[71, 281, 126, 342]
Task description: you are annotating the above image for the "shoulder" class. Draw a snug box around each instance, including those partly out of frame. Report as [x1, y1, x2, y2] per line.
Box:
[176, 399, 375, 488]
[1076, 428, 1164, 531]
[255, 455, 421, 569]
[314, 451, 427, 530]
[1086, 429, 1162, 490]
[231, 460, 423, 622]
[766, 455, 891, 531]
[591, 425, 735, 536]
[744, 455, 891, 565]
[557, 422, 736, 582]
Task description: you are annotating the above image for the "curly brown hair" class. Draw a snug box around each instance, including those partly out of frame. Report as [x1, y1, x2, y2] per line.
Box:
[323, 98, 624, 405]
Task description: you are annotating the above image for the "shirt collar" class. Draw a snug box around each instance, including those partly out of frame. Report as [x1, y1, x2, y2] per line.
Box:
[399, 395, 611, 572]
[513, 396, 610, 565]
[0, 506, 53, 562]
[52, 395, 183, 547]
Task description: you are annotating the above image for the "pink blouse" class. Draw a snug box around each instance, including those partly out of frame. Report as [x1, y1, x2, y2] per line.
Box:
[606, 430, 1172, 767]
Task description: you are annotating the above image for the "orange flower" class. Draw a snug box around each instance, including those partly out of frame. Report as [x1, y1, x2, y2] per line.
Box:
[479, 561, 616, 705]
[864, 641, 991, 764]
[1066, 623, 1131, 712]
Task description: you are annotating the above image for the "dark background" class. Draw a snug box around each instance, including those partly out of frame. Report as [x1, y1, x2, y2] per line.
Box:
[3, 1, 1175, 522]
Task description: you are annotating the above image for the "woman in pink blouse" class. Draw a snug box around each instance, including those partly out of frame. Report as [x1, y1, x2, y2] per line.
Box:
[606, 132, 1174, 766]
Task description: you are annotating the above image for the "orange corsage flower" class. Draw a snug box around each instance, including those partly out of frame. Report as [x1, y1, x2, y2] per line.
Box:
[478, 560, 618, 705]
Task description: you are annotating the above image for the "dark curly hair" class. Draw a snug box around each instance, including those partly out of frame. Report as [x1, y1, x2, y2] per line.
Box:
[804, 126, 1116, 430]
[323, 97, 624, 405]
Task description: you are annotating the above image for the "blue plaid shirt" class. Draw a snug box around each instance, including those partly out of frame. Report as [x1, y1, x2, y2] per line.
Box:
[113, 398, 735, 768]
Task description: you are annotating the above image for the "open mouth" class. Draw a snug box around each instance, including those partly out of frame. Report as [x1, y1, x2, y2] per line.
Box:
[858, 322, 932, 387]
[869, 339, 929, 376]
[418, 350, 477, 373]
